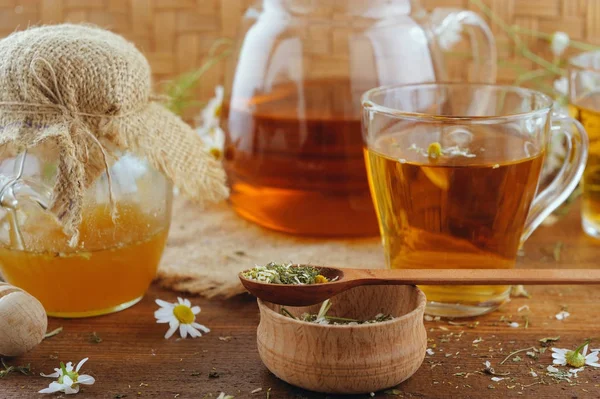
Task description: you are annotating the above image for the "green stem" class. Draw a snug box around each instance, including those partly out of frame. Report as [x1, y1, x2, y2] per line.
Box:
[574, 339, 591, 355]
[469, 0, 563, 75]
[511, 26, 600, 52]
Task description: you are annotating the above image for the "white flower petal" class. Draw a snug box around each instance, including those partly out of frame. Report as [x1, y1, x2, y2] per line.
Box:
[191, 306, 201, 315]
[65, 362, 74, 372]
[155, 310, 175, 319]
[63, 375, 74, 387]
[555, 311, 570, 320]
[75, 358, 89, 372]
[179, 324, 188, 339]
[569, 367, 584, 375]
[155, 299, 175, 308]
[547, 365, 560, 373]
[183, 298, 191, 307]
[177, 297, 185, 305]
[39, 382, 64, 394]
[164, 323, 179, 339]
[64, 384, 79, 395]
[191, 322, 210, 333]
[491, 377, 504, 382]
[187, 326, 202, 338]
[586, 351, 599, 362]
[552, 352, 566, 359]
[586, 362, 600, 367]
[553, 358, 567, 365]
[77, 375, 95, 385]
[551, 348, 568, 354]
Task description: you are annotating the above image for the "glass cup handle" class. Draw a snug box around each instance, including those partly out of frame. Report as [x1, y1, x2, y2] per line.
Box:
[520, 115, 589, 242]
[429, 8, 497, 83]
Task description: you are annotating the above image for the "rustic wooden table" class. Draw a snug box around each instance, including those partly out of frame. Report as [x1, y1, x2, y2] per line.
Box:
[2, 204, 600, 399]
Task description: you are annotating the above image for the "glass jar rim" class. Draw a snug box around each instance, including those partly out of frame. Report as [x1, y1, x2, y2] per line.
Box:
[361, 82, 554, 124]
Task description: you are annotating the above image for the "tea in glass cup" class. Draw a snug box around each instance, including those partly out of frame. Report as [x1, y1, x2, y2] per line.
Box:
[362, 83, 588, 317]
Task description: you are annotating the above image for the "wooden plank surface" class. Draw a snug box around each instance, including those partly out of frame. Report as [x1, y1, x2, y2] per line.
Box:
[1, 203, 600, 399]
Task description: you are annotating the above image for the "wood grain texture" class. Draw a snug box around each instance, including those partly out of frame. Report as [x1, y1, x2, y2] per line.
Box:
[1, 202, 599, 398]
[257, 285, 427, 394]
[0, 0, 596, 104]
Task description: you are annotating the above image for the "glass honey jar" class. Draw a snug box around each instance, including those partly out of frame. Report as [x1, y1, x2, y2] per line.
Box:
[0, 148, 172, 318]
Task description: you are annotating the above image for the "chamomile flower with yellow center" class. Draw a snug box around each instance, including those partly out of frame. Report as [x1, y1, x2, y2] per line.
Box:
[155, 297, 210, 339]
[196, 85, 226, 160]
[39, 358, 95, 395]
[197, 125, 225, 160]
[552, 342, 600, 368]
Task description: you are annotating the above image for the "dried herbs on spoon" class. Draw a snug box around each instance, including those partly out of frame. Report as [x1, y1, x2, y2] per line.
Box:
[242, 262, 332, 284]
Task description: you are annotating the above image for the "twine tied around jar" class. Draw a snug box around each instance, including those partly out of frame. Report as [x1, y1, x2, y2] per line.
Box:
[0, 24, 229, 246]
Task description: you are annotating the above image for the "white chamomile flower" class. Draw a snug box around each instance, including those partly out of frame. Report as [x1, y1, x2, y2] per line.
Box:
[551, 31, 570, 57]
[155, 297, 210, 339]
[39, 358, 95, 395]
[552, 343, 600, 368]
[196, 85, 225, 160]
[197, 125, 225, 160]
[200, 85, 224, 129]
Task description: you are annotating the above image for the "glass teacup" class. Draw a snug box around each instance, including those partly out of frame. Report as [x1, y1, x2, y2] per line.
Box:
[362, 83, 588, 317]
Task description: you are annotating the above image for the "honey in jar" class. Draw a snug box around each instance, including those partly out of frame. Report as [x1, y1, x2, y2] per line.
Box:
[0, 202, 169, 318]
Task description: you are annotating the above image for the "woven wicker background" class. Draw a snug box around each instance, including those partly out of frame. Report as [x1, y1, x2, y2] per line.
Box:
[0, 0, 596, 102]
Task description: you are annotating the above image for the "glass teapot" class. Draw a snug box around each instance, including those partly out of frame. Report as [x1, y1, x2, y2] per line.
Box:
[224, 0, 496, 236]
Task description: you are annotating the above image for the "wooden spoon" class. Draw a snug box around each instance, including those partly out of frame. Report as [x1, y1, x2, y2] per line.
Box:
[239, 266, 600, 306]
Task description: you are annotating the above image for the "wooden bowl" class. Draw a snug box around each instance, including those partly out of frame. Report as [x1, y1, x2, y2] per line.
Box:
[256, 285, 427, 394]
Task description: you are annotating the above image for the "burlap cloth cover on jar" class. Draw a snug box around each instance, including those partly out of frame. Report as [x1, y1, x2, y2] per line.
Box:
[0, 24, 228, 245]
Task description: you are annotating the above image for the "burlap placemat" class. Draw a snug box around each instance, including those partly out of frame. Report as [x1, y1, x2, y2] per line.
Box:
[156, 197, 385, 298]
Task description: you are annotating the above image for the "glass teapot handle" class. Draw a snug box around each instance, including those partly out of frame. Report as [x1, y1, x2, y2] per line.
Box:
[428, 8, 497, 83]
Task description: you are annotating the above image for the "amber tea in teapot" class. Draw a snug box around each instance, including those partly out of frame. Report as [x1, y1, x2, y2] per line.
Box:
[225, 80, 378, 236]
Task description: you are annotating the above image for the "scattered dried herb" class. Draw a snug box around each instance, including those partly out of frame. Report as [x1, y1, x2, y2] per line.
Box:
[510, 285, 531, 298]
[242, 262, 331, 285]
[44, 327, 63, 339]
[500, 347, 535, 365]
[218, 336, 232, 342]
[90, 332, 103, 344]
[190, 372, 201, 377]
[383, 389, 402, 395]
[553, 241, 563, 262]
[114, 395, 127, 399]
[483, 361, 510, 376]
[0, 359, 30, 378]
[539, 336, 560, 346]
[208, 368, 220, 379]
